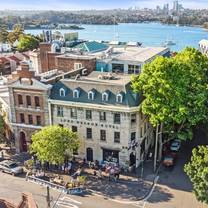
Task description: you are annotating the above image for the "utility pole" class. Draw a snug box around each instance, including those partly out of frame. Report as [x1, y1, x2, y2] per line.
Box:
[46, 186, 50, 208]
[158, 123, 163, 162]
[154, 124, 159, 172]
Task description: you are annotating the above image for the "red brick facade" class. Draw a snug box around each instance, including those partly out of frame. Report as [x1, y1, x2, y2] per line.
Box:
[56, 56, 96, 73]
[9, 62, 50, 153]
[39, 43, 51, 73]
[39, 42, 96, 73]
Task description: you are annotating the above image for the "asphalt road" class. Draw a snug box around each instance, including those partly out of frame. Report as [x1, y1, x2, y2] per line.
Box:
[0, 172, 143, 208]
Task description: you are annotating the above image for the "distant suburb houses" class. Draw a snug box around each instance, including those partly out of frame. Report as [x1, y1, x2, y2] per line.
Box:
[0, 39, 170, 169]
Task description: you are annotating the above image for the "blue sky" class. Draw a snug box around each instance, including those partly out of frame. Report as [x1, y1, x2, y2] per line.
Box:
[0, 0, 207, 10]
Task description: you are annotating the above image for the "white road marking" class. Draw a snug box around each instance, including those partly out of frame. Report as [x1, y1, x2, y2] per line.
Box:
[60, 196, 82, 204]
[56, 196, 82, 208]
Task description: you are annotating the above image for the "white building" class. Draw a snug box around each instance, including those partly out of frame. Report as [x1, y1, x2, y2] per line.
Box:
[49, 71, 154, 168]
[0, 43, 12, 53]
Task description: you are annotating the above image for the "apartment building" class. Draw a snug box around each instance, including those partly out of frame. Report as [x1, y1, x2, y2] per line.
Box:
[8, 62, 51, 153]
[49, 71, 153, 168]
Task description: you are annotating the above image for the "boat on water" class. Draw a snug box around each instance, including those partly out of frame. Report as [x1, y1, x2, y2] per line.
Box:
[162, 40, 176, 47]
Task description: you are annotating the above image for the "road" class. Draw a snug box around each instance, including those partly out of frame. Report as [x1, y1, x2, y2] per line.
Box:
[145, 128, 208, 208]
[0, 172, 143, 208]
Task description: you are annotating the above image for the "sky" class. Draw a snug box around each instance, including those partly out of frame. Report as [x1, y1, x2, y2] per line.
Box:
[0, 0, 207, 10]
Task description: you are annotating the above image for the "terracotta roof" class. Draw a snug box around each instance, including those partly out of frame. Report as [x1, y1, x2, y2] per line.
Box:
[8, 55, 21, 64]
[0, 57, 9, 64]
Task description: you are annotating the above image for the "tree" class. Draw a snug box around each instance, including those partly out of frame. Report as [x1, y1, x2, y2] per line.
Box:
[0, 115, 5, 143]
[184, 146, 208, 204]
[30, 126, 80, 165]
[7, 24, 24, 44]
[17, 34, 39, 52]
[0, 25, 8, 43]
[131, 48, 208, 140]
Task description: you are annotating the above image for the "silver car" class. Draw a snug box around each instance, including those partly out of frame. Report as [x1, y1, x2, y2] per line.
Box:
[0, 160, 23, 176]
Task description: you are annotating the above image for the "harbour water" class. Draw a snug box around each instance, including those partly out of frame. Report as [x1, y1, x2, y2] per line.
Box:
[25, 22, 208, 51]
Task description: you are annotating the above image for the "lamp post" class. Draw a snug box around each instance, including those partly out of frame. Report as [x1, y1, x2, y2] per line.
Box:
[46, 186, 50, 208]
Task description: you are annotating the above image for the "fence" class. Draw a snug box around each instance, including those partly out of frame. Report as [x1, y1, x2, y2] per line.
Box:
[26, 176, 83, 195]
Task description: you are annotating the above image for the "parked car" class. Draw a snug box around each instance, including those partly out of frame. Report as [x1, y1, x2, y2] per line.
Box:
[0, 160, 23, 176]
[163, 151, 177, 167]
[170, 139, 181, 152]
[163, 155, 175, 167]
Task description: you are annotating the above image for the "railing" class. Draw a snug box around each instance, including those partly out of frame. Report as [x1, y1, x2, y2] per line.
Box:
[26, 176, 83, 195]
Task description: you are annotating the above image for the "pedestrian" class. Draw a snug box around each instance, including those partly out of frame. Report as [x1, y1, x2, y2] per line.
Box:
[62, 164, 65, 173]
[68, 161, 72, 175]
[1, 151, 4, 159]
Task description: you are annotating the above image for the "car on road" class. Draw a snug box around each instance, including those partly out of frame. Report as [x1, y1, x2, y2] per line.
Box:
[0, 160, 23, 176]
[170, 139, 181, 152]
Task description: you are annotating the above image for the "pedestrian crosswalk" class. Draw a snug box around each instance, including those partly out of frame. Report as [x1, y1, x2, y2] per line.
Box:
[133, 200, 147, 208]
[55, 196, 82, 208]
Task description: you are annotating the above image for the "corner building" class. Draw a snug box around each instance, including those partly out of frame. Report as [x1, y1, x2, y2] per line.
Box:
[49, 72, 154, 168]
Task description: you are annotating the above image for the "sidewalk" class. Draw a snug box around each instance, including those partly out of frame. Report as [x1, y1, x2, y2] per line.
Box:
[84, 160, 157, 202]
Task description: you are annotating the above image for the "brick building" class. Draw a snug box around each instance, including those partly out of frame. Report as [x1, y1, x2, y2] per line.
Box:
[30, 43, 96, 74]
[8, 62, 51, 153]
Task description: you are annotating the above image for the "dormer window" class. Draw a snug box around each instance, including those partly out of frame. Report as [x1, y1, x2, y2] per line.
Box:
[116, 93, 123, 103]
[73, 89, 80, 98]
[88, 91, 95, 100]
[59, 88, 66, 97]
[102, 92, 109, 102]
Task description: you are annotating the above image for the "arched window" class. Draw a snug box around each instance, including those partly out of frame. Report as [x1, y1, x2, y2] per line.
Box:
[102, 92, 109, 102]
[73, 89, 80, 98]
[34, 96, 40, 107]
[116, 93, 123, 103]
[88, 91, 95, 100]
[59, 88, 66, 97]
[18, 94, 23, 105]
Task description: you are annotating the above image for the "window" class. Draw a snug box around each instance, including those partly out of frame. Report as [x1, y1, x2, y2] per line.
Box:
[131, 114, 136, 124]
[35, 96, 40, 107]
[88, 91, 95, 100]
[114, 132, 120, 143]
[26, 95, 31, 106]
[57, 106, 64, 117]
[114, 113, 121, 124]
[20, 113, 25, 123]
[140, 127, 143, 137]
[86, 110, 92, 120]
[72, 126, 77, 132]
[18, 95, 23, 105]
[102, 92, 108, 102]
[36, 116, 41, 126]
[73, 89, 80, 98]
[28, 115, 33, 125]
[59, 88, 66, 97]
[99, 112, 106, 121]
[131, 132, 136, 141]
[71, 108, 77, 118]
[116, 94, 123, 103]
[74, 63, 83, 70]
[86, 128, 92, 139]
[100, 130, 106, 141]
[128, 64, 141, 74]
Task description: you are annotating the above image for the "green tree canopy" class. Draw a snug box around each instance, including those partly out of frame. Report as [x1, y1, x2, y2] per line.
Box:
[7, 24, 24, 44]
[17, 34, 39, 52]
[0, 115, 5, 143]
[132, 48, 208, 140]
[30, 125, 80, 165]
[0, 25, 8, 43]
[184, 146, 208, 204]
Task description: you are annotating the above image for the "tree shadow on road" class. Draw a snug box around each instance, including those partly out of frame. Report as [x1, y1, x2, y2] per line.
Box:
[86, 175, 153, 201]
[147, 185, 173, 204]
